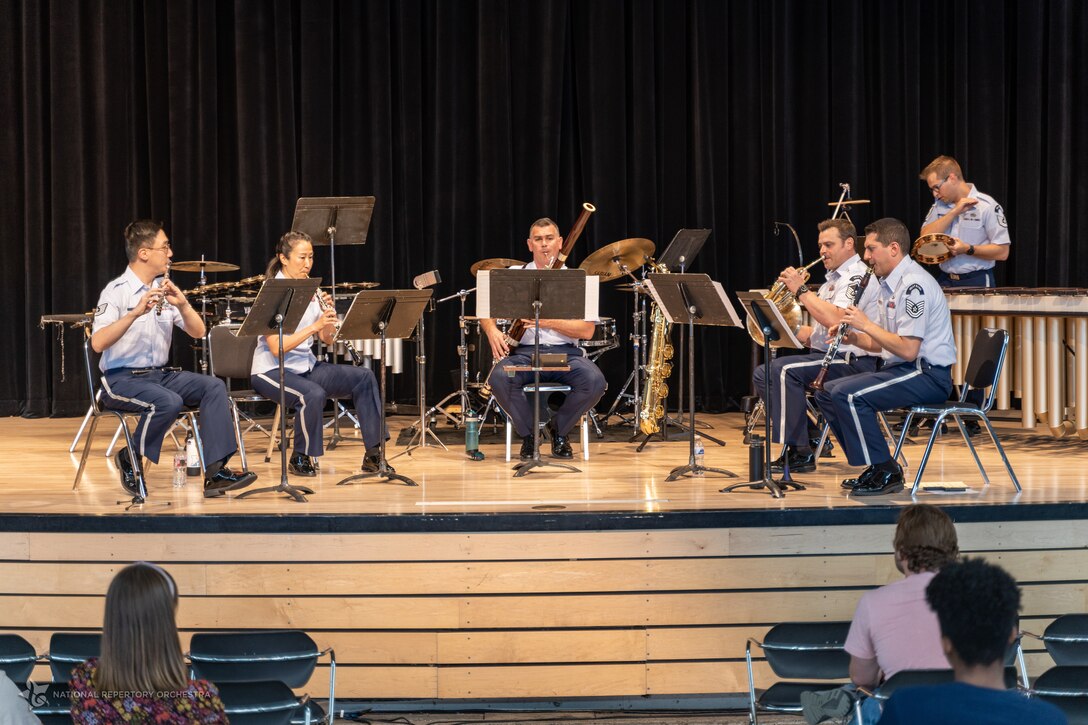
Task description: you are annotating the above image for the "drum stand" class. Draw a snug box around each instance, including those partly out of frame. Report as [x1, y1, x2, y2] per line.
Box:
[396, 300, 447, 455]
[417, 287, 477, 429]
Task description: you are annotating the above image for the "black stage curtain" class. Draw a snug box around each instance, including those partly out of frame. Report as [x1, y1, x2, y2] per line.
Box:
[3, 0, 1086, 418]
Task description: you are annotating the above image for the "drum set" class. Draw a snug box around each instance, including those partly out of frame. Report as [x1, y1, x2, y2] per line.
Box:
[422, 237, 665, 437]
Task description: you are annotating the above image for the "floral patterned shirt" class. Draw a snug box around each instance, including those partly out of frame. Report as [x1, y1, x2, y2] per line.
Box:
[69, 659, 228, 724]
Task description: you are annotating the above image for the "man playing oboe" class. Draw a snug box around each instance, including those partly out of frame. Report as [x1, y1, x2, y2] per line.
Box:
[753, 219, 881, 474]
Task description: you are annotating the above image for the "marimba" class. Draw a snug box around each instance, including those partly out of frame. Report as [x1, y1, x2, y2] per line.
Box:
[945, 288, 1088, 438]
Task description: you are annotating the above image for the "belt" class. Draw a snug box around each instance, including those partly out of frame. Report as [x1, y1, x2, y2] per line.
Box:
[947, 268, 992, 281]
[107, 366, 181, 376]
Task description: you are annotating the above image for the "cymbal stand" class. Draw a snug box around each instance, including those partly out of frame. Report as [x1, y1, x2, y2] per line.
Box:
[396, 297, 447, 456]
[418, 287, 476, 429]
[602, 264, 649, 427]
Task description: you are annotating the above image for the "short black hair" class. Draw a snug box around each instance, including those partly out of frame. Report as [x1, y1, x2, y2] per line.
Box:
[123, 220, 165, 262]
[926, 558, 1021, 667]
[863, 217, 910, 251]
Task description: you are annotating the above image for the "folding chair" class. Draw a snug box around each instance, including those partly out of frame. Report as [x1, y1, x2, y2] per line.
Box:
[47, 632, 100, 683]
[215, 680, 302, 725]
[0, 633, 40, 682]
[1024, 615, 1088, 723]
[891, 328, 1020, 495]
[502, 383, 590, 461]
[208, 324, 272, 471]
[188, 630, 335, 724]
[744, 621, 852, 724]
[73, 331, 206, 498]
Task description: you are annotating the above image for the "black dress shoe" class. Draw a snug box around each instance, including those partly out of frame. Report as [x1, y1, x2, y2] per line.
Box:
[115, 448, 143, 498]
[551, 432, 573, 459]
[770, 449, 816, 474]
[362, 454, 395, 474]
[841, 465, 878, 490]
[852, 465, 905, 496]
[288, 453, 317, 477]
[962, 419, 982, 437]
[812, 437, 835, 458]
[203, 467, 257, 498]
[519, 435, 535, 461]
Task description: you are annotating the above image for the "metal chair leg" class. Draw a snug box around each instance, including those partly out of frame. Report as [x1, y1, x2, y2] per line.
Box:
[955, 414, 991, 487]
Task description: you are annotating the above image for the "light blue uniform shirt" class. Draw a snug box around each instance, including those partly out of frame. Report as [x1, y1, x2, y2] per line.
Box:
[92, 267, 182, 372]
[250, 271, 323, 375]
[808, 254, 880, 356]
[923, 184, 1010, 275]
[512, 261, 598, 347]
[875, 257, 957, 367]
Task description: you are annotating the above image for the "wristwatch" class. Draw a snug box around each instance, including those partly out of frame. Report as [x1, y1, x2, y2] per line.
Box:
[796, 284, 811, 300]
[965, 245, 976, 256]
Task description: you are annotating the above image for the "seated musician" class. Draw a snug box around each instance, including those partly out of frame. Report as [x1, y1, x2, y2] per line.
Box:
[249, 231, 387, 476]
[481, 218, 608, 460]
[814, 218, 957, 496]
[753, 219, 881, 474]
[91, 220, 257, 498]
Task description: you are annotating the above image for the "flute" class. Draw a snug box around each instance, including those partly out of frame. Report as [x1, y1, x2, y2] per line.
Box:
[155, 263, 170, 316]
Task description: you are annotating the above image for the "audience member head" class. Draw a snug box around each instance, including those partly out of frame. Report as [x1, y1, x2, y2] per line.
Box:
[97, 562, 187, 693]
[893, 504, 959, 574]
[926, 558, 1021, 669]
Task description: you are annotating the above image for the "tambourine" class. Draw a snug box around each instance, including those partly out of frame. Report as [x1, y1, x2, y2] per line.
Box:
[911, 233, 959, 265]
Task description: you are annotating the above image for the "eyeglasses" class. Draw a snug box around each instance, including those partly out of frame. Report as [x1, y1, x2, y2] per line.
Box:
[146, 242, 172, 253]
[929, 175, 950, 194]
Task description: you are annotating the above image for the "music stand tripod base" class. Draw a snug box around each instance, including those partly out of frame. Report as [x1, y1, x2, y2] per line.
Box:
[238, 481, 313, 503]
[338, 465, 418, 487]
[666, 463, 736, 481]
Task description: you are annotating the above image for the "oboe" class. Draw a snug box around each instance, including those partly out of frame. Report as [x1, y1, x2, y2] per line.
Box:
[154, 263, 170, 316]
[810, 265, 874, 391]
[315, 288, 363, 365]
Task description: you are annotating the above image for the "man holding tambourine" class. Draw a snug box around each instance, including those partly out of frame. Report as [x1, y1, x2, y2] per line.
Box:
[917, 155, 1011, 289]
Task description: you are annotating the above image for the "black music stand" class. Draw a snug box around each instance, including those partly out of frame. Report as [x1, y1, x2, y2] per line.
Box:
[644, 274, 740, 481]
[721, 291, 805, 499]
[236, 277, 321, 503]
[336, 290, 432, 487]
[480, 268, 591, 477]
[292, 196, 375, 446]
[635, 229, 723, 449]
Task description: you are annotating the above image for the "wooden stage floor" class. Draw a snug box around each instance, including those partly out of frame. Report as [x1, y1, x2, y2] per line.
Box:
[4, 411, 1086, 525]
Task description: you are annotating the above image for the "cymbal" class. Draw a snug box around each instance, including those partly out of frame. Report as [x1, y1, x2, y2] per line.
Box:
[579, 238, 655, 282]
[170, 260, 241, 273]
[470, 257, 523, 276]
[826, 199, 871, 206]
[615, 282, 650, 294]
[331, 281, 381, 290]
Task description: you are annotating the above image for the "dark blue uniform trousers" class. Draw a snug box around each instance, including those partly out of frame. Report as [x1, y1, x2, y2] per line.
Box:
[814, 360, 952, 467]
[252, 361, 383, 457]
[488, 344, 607, 437]
[100, 369, 236, 465]
[753, 351, 880, 447]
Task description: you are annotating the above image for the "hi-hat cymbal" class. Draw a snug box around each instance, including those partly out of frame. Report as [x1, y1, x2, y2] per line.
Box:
[579, 238, 655, 282]
[470, 257, 523, 276]
[170, 260, 241, 273]
[615, 282, 650, 294]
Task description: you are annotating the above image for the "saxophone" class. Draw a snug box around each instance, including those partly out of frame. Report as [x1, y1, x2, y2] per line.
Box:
[638, 263, 673, 435]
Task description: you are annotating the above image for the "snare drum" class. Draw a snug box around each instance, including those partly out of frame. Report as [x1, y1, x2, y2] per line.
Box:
[582, 317, 618, 350]
[466, 318, 509, 387]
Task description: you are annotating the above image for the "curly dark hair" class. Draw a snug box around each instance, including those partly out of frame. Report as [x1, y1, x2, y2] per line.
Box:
[893, 504, 959, 573]
[926, 558, 1021, 667]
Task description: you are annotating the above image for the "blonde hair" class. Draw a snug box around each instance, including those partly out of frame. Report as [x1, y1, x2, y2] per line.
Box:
[919, 155, 963, 181]
[96, 562, 188, 693]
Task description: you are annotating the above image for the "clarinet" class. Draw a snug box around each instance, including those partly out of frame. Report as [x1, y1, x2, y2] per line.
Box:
[810, 265, 874, 391]
[154, 262, 170, 315]
[315, 289, 364, 365]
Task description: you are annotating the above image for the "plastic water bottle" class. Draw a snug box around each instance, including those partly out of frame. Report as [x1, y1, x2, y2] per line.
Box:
[172, 450, 187, 487]
[465, 410, 484, 461]
[693, 435, 705, 475]
[185, 430, 201, 476]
